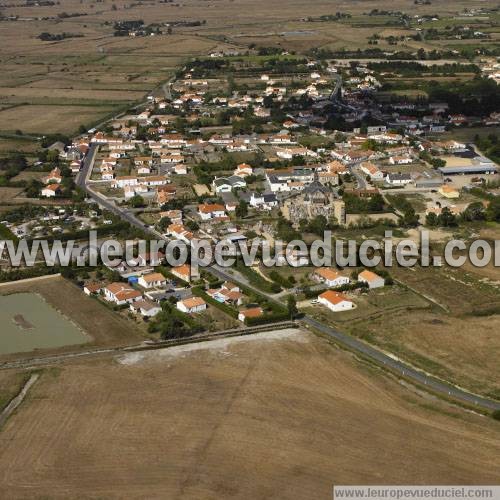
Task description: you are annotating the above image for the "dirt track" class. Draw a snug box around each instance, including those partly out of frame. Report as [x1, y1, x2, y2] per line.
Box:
[0, 329, 499, 499]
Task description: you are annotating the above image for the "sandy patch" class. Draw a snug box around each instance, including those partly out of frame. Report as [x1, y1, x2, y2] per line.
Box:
[117, 328, 308, 366]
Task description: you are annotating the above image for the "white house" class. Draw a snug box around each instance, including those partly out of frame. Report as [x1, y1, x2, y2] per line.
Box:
[318, 290, 354, 312]
[138, 272, 167, 289]
[171, 264, 192, 283]
[112, 176, 139, 189]
[104, 283, 142, 305]
[83, 283, 102, 296]
[360, 162, 384, 181]
[139, 175, 168, 187]
[41, 184, 61, 198]
[238, 307, 264, 323]
[234, 163, 253, 178]
[177, 296, 207, 314]
[137, 166, 152, 175]
[130, 300, 162, 317]
[161, 153, 183, 164]
[385, 173, 412, 186]
[389, 156, 413, 165]
[198, 203, 226, 220]
[358, 270, 385, 289]
[249, 192, 278, 210]
[173, 164, 187, 175]
[212, 176, 246, 193]
[313, 268, 350, 288]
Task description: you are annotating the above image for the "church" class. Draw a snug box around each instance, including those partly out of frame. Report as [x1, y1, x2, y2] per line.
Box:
[282, 173, 346, 226]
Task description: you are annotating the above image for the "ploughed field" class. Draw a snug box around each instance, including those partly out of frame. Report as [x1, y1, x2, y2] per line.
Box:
[0, 329, 498, 499]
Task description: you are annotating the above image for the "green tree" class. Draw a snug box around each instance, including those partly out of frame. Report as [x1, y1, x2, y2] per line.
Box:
[129, 195, 145, 208]
[438, 207, 457, 227]
[307, 215, 328, 235]
[235, 200, 248, 218]
[185, 219, 199, 231]
[462, 202, 485, 222]
[486, 197, 500, 222]
[425, 212, 439, 227]
[157, 216, 172, 232]
[400, 206, 419, 227]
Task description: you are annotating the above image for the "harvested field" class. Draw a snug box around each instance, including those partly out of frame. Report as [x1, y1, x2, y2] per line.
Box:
[0, 0, 487, 144]
[0, 329, 499, 498]
[0, 87, 144, 103]
[0, 137, 39, 154]
[0, 105, 118, 135]
[0, 276, 142, 360]
[320, 270, 500, 397]
[10, 171, 45, 183]
[0, 187, 24, 203]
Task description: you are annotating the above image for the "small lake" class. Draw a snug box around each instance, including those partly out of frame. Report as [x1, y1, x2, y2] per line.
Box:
[0, 293, 88, 355]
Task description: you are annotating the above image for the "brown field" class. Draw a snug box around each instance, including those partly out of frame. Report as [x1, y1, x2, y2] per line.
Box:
[0, 275, 143, 361]
[0, 187, 24, 203]
[0, 0, 492, 143]
[0, 87, 144, 103]
[0, 329, 499, 498]
[10, 170, 45, 183]
[312, 268, 500, 397]
[0, 137, 39, 154]
[0, 104, 118, 135]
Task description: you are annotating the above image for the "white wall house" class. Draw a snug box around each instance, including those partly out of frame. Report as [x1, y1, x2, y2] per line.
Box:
[314, 268, 350, 288]
[104, 283, 142, 305]
[318, 291, 354, 312]
[358, 270, 385, 289]
[177, 297, 207, 314]
[138, 272, 167, 289]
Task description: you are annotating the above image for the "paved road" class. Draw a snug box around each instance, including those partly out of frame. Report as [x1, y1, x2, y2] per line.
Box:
[303, 317, 500, 411]
[329, 74, 343, 101]
[77, 132, 500, 413]
[350, 163, 368, 190]
[77, 145, 156, 232]
[162, 75, 176, 101]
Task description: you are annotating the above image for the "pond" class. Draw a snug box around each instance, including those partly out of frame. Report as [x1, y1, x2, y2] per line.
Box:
[0, 293, 88, 355]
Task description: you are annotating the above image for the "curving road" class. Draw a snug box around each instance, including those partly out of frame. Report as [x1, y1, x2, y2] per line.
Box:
[77, 133, 500, 413]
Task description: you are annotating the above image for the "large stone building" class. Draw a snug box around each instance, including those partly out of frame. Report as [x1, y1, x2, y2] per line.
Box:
[283, 175, 346, 226]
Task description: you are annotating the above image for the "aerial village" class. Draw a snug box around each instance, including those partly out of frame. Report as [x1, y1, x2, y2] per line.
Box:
[3, 55, 499, 338]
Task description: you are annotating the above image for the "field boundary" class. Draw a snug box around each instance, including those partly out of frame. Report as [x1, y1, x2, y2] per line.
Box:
[0, 373, 39, 429]
[0, 321, 298, 371]
[0, 273, 61, 288]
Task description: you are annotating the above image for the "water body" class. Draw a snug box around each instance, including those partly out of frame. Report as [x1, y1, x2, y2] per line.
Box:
[0, 293, 88, 355]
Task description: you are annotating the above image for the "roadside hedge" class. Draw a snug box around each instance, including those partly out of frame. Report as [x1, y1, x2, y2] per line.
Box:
[192, 286, 239, 319]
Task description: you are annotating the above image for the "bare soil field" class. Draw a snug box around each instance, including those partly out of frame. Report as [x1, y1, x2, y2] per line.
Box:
[0, 104, 117, 135]
[0, 276, 142, 361]
[0, 187, 24, 203]
[0, 137, 39, 154]
[0, 87, 144, 103]
[0, 329, 499, 499]
[9, 171, 45, 183]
